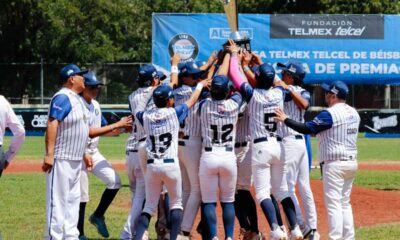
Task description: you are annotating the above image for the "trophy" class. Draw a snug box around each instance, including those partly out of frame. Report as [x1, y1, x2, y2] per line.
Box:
[221, 0, 251, 51]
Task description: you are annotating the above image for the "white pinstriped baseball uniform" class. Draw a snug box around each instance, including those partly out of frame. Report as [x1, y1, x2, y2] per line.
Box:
[234, 104, 253, 191]
[240, 84, 290, 203]
[281, 86, 318, 230]
[136, 104, 190, 216]
[173, 84, 203, 233]
[121, 87, 155, 239]
[198, 93, 242, 203]
[306, 102, 360, 240]
[45, 87, 90, 240]
[80, 99, 121, 203]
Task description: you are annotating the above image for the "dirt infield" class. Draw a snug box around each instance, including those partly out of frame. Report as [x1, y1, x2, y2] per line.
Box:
[6, 160, 400, 239]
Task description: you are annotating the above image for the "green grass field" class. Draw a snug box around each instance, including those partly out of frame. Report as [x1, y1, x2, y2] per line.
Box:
[1, 135, 400, 239]
[4, 134, 400, 162]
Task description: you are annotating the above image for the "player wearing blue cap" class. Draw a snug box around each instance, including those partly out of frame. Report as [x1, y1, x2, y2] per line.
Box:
[228, 40, 303, 240]
[133, 74, 211, 240]
[197, 52, 244, 240]
[78, 72, 133, 240]
[275, 61, 319, 240]
[43, 64, 91, 239]
[275, 81, 360, 240]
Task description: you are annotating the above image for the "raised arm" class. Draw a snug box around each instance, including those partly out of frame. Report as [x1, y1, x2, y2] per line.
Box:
[242, 50, 257, 87]
[200, 51, 218, 71]
[185, 78, 212, 109]
[274, 80, 310, 109]
[217, 52, 231, 76]
[169, 54, 181, 89]
[227, 40, 246, 90]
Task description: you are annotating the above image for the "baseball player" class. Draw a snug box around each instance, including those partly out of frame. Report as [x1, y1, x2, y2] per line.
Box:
[197, 49, 244, 240]
[0, 95, 25, 177]
[275, 81, 360, 240]
[42, 64, 90, 239]
[174, 61, 207, 238]
[121, 59, 180, 240]
[133, 78, 210, 240]
[78, 72, 132, 240]
[228, 40, 303, 240]
[275, 61, 319, 239]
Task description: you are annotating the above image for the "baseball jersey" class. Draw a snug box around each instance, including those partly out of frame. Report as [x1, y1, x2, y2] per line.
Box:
[48, 88, 89, 161]
[0, 95, 25, 162]
[281, 86, 311, 138]
[173, 85, 201, 137]
[126, 87, 155, 151]
[235, 103, 251, 143]
[306, 103, 360, 163]
[136, 105, 189, 160]
[199, 93, 242, 148]
[240, 83, 285, 139]
[83, 99, 108, 154]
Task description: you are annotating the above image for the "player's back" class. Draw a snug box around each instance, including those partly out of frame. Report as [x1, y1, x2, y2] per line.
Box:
[143, 107, 180, 160]
[318, 103, 360, 162]
[174, 85, 201, 137]
[281, 86, 309, 137]
[199, 96, 240, 149]
[247, 87, 285, 140]
[126, 87, 154, 150]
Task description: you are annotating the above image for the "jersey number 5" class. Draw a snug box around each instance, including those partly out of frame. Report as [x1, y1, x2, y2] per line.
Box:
[211, 124, 233, 144]
[264, 113, 277, 132]
[150, 133, 172, 153]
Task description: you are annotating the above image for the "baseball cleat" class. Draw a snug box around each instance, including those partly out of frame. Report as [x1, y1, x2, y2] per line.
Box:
[289, 225, 303, 240]
[89, 214, 110, 238]
[270, 227, 288, 240]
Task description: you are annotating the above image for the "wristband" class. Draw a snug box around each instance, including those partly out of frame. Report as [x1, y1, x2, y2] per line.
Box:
[243, 66, 250, 72]
[288, 85, 295, 93]
[195, 83, 204, 91]
[171, 65, 179, 74]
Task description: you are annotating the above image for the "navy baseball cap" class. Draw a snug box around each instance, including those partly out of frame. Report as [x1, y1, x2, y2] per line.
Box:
[179, 61, 204, 77]
[157, 71, 167, 81]
[153, 85, 174, 106]
[60, 64, 88, 81]
[212, 75, 230, 91]
[255, 63, 275, 81]
[83, 71, 104, 87]
[277, 60, 306, 80]
[138, 64, 158, 82]
[321, 81, 349, 99]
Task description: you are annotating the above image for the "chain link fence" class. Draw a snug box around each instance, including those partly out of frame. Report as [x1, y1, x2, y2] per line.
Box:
[0, 63, 399, 108]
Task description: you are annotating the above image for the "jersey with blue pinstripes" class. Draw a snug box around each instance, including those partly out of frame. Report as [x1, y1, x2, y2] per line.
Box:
[49, 88, 89, 161]
[281, 86, 310, 137]
[173, 85, 201, 137]
[235, 103, 251, 143]
[199, 94, 241, 148]
[247, 87, 285, 139]
[317, 103, 360, 163]
[142, 108, 180, 160]
[126, 87, 155, 151]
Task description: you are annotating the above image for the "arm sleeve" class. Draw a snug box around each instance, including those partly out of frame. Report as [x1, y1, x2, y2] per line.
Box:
[229, 55, 246, 89]
[305, 110, 333, 134]
[174, 104, 189, 124]
[100, 114, 108, 127]
[240, 83, 254, 103]
[283, 118, 313, 134]
[48, 94, 72, 121]
[5, 102, 25, 162]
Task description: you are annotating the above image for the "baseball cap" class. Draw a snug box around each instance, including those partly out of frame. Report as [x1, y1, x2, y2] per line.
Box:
[138, 64, 158, 82]
[321, 81, 349, 99]
[157, 71, 167, 81]
[178, 61, 204, 77]
[153, 85, 174, 107]
[254, 63, 275, 89]
[83, 71, 104, 87]
[60, 64, 88, 81]
[277, 60, 306, 80]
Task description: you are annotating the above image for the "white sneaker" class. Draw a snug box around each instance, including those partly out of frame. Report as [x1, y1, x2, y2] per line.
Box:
[280, 226, 288, 236]
[300, 224, 311, 238]
[290, 225, 303, 240]
[270, 227, 288, 240]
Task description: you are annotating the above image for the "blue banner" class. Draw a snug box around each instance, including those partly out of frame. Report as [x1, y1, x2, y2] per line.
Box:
[152, 13, 400, 85]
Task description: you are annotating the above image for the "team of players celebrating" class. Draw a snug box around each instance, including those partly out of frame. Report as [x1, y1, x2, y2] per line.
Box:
[44, 39, 360, 240]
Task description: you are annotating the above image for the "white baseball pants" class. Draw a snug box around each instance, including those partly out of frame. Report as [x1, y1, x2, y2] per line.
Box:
[283, 136, 317, 229]
[178, 136, 202, 233]
[45, 159, 82, 240]
[235, 143, 252, 191]
[323, 160, 358, 240]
